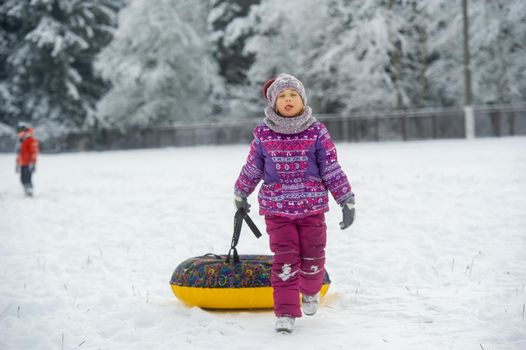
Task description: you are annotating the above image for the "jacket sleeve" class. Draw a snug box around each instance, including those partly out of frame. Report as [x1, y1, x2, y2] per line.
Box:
[29, 138, 39, 164]
[234, 131, 264, 198]
[315, 124, 354, 205]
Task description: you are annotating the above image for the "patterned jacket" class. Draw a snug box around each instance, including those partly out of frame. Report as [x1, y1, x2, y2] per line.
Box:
[234, 121, 353, 219]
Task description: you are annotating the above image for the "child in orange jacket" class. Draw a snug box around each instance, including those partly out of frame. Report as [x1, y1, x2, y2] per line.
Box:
[15, 122, 39, 196]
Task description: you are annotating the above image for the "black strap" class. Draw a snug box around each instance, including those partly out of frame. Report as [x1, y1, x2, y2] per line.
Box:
[226, 208, 262, 263]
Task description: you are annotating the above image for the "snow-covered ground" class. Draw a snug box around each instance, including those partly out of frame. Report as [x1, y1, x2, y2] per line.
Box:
[1, 137, 525, 350]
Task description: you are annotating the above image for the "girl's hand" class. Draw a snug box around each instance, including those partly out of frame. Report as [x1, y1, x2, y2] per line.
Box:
[339, 199, 355, 230]
[234, 195, 251, 213]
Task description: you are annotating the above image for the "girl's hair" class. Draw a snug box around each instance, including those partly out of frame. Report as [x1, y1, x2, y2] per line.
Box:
[262, 78, 276, 101]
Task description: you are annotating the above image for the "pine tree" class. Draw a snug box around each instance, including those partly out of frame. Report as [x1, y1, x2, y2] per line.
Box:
[319, 0, 410, 112]
[215, 0, 526, 117]
[241, 0, 412, 114]
[0, 7, 20, 124]
[470, 0, 526, 105]
[235, 0, 332, 116]
[423, 0, 526, 107]
[96, 0, 222, 127]
[208, 0, 261, 85]
[0, 0, 124, 130]
[207, 0, 261, 117]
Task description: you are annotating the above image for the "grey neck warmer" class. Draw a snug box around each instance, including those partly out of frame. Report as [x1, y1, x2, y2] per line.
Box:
[263, 106, 316, 134]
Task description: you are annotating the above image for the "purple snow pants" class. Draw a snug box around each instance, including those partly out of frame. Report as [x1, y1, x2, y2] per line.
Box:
[265, 213, 327, 318]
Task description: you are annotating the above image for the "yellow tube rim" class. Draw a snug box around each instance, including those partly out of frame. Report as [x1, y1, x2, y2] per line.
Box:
[171, 283, 330, 309]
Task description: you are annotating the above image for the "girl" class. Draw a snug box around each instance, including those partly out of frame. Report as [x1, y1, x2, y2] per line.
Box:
[234, 73, 355, 333]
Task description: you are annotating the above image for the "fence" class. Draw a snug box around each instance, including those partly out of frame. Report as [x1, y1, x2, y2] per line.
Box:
[1, 104, 525, 152]
[321, 104, 526, 142]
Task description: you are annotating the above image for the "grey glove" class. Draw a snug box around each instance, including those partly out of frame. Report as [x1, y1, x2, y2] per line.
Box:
[339, 197, 355, 230]
[15, 164, 20, 173]
[28, 163, 36, 173]
[234, 195, 251, 213]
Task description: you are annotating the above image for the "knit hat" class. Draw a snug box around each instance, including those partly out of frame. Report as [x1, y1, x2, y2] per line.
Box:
[16, 121, 33, 139]
[16, 121, 31, 133]
[262, 73, 307, 107]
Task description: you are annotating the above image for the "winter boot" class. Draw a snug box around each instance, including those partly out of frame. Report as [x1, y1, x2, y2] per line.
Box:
[24, 184, 33, 197]
[275, 317, 295, 333]
[301, 293, 319, 316]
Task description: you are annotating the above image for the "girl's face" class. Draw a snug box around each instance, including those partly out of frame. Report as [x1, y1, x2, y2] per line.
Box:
[275, 89, 304, 117]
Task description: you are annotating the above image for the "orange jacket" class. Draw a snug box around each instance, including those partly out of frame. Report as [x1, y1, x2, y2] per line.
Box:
[17, 129, 39, 166]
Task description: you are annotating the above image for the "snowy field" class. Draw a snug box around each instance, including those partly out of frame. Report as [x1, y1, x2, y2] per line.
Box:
[1, 136, 525, 350]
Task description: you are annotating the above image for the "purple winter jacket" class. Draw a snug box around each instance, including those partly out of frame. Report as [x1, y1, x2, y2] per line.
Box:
[234, 121, 353, 219]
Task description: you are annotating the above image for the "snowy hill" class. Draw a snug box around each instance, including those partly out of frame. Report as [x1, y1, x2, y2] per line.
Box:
[1, 137, 525, 349]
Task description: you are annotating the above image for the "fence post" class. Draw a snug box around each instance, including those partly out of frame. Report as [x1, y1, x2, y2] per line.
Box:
[462, 0, 475, 139]
[401, 114, 407, 140]
[509, 111, 515, 136]
[464, 105, 475, 139]
[432, 113, 438, 139]
[492, 110, 501, 137]
[375, 117, 379, 142]
[342, 116, 349, 141]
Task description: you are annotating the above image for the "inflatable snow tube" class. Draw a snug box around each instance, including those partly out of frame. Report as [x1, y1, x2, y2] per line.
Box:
[170, 254, 331, 309]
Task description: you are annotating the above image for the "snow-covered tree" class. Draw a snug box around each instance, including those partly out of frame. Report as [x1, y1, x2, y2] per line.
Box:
[227, 0, 526, 116]
[0, 14, 19, 124]
[3, 0, 525, 132]
[234, 0, 413, 115]
[96, 0, 222, 127]
[208, 0, 260, 85]
[422, 0, 526, 107]
[395, 0, 453, 108]
[470, 0, 526, 105]
[229, 0, 332, 117]
[314, 0, 413, 113]
[0, 0, 124, 130]
[207, 0, 260, 117]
